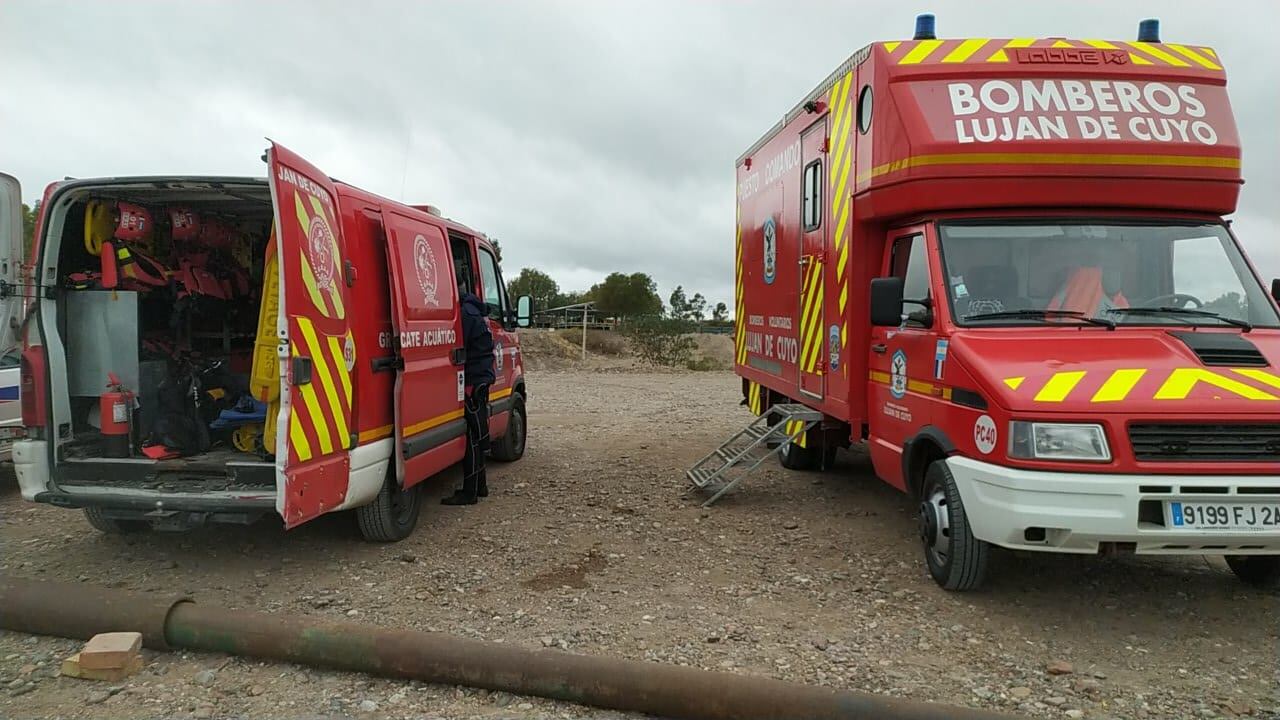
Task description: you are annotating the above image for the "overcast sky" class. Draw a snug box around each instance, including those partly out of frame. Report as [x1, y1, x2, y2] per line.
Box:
[2, 0, 1276, 309]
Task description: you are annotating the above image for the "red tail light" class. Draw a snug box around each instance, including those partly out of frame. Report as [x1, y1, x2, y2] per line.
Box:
[20, 347, 46, 430]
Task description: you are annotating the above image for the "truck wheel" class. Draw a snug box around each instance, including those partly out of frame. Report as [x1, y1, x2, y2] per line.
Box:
[490, 394, 526, 462]
[919, 460, 989, 591]
[779, 439, 820, 470]
[83, 507, 150, 534]
[1225, 555, 1280, 590]
[356, 475, 421, 543]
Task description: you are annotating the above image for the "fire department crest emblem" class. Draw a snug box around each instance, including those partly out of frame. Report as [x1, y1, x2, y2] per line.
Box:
[307, 214, 336, 291]
[495, 341, 504, 372]
[890, 349, 908, 399]
[413, 234, 439, 306]
[762, 217, 777, 285]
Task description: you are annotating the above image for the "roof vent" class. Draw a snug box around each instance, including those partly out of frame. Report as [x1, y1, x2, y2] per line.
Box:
[1137, 18, 1160, 43]
[1171, 331, 1268, 367]
[913, 13, 936, 41]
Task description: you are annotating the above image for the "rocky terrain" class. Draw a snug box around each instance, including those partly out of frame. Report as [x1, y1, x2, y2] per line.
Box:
[1, 369, 1276, 719]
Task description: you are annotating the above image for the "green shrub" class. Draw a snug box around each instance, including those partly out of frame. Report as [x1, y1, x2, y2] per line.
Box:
[622, 316, 696, 367]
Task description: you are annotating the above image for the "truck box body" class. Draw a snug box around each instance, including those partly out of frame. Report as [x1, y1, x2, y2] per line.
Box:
[7, 143, 529, 537]
[734, 30, 1280, 588]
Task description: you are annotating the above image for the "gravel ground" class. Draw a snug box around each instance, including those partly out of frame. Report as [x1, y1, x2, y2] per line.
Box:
[1, 369, 1277, 719]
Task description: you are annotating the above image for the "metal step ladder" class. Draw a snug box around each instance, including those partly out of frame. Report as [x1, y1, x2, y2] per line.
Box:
[686, 403, 824, 507]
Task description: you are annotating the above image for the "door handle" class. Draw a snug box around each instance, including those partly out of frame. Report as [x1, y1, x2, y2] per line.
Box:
[871, 344, 887, 354]
[291, 356, 314, 384]
[451, 347, 467, 365]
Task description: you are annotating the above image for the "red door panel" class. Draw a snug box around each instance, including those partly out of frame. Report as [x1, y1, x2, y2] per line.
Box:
[867, 225, 940, 491]
[381, 210, 466, 489]
[267, 142, 355, 528]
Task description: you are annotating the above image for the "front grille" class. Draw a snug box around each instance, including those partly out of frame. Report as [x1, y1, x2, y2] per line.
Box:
[1130, 423, 1280, 462]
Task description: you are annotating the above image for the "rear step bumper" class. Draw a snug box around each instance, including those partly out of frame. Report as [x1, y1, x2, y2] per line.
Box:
[35, 486, 275, 513]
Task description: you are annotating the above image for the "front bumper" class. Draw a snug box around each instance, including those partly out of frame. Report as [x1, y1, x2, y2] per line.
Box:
[946, 456, 1280, 554]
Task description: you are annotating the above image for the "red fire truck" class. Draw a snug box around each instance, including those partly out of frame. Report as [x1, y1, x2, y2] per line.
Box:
[733, 17, 1280, 590]
[4, 143, 530, 541]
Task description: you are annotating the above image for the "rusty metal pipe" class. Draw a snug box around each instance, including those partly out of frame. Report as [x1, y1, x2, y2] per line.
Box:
[0, 576, 1017, 720]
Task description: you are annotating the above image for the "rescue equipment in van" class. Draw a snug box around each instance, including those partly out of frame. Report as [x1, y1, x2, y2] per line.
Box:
[100, 373, 134, 458]
[249, 228, 279, 456]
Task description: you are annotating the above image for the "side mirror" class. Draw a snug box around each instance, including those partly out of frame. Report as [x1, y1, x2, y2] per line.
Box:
[1271, 278, 1279, 304]
[870, 277, 905, 327]
[516, 295, 532, 328]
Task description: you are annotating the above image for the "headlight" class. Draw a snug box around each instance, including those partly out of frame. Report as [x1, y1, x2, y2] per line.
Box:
[1009, 422, 1111, 462]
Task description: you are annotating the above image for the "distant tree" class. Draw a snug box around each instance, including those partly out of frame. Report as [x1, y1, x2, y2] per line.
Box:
[1203, 291, 1250, 320]
[507, 268, 559, 313]
[559, 290, 588, 307]
[487, 237, 503, 262]
[593, 272, 662, 319]
[689, 292, 707, 322]
[711, 302, 728, 322]
[668, 286, 690, 319]
[22, 201, 39, 256]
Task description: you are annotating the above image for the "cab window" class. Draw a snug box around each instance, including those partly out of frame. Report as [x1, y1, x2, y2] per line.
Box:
[891, 234, 931, 327]
[477, 247, 505, 317]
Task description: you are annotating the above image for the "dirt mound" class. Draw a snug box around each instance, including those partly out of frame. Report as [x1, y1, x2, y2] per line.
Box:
[517, 329, 582, 370]
[691, 333, 734, 370]
[518, 328, 734, 372]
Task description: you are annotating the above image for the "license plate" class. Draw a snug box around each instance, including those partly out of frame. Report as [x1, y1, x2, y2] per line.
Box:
[1168, 501, 1280, 531]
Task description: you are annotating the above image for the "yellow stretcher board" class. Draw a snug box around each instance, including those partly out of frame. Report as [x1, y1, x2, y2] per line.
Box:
[250, 228, 280, 455]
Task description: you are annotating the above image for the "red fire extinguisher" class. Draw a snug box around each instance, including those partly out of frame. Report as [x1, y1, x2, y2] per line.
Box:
[101, 373, 134, 458]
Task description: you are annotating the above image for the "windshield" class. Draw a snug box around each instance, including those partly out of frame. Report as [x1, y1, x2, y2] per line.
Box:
[938, 222, 1279, 329]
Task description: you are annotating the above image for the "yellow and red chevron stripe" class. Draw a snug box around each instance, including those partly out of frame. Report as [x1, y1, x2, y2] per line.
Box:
[734, 205, 747, 366]
[746, 380, 763, 415]
[1005, 367, 1280, 403]
[827, 70, 856, 374]
[882, 38, 1222, 71]
[798, 256, 825, 374]
[288, 316, 354, 463]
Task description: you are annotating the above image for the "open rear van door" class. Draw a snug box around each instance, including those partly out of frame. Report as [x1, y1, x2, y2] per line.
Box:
[266, 143, 356, 528]
[379, 209, 466, 488]
[0, 174, 24, 348]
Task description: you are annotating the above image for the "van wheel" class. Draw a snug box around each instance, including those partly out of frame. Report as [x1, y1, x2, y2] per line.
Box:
[1225, 555, 1280, 590]
[83, 507, 150, 534]
[490, 394, 526, 462]
[356, 476, 421, 543]
[919, 460, 989, 591]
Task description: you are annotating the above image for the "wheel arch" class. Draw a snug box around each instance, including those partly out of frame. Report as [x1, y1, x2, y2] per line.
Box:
[902, 426, 956, 500]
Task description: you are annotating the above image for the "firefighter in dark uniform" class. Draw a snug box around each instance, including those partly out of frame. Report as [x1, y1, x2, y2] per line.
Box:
[442, 290, 495, 505]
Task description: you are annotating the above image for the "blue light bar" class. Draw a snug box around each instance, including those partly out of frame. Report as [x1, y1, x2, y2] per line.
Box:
[1137, 18, 1160, 43]
[914, 13, 936, 41]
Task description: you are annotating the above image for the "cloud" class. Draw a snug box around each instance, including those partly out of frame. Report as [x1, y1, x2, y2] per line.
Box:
[1, 0, 1276, 311]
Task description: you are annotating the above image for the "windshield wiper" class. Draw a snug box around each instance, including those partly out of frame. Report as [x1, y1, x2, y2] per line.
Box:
[1107, 306, 1253, 331]
[963, 309, 1116, 329]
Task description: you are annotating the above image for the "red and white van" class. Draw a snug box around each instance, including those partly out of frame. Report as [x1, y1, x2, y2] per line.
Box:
[8, 143, 530, 541]
[734, 18, 1280, 589]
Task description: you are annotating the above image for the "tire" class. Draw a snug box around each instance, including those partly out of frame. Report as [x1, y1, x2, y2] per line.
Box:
[779, 438, 821, 470]
[1225, 555, 1280, 590]
[490, 394, 526, 462]
[356, 475, 422, 543]
[83, 506, 150, 534]
[918, 460, 990, 591]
